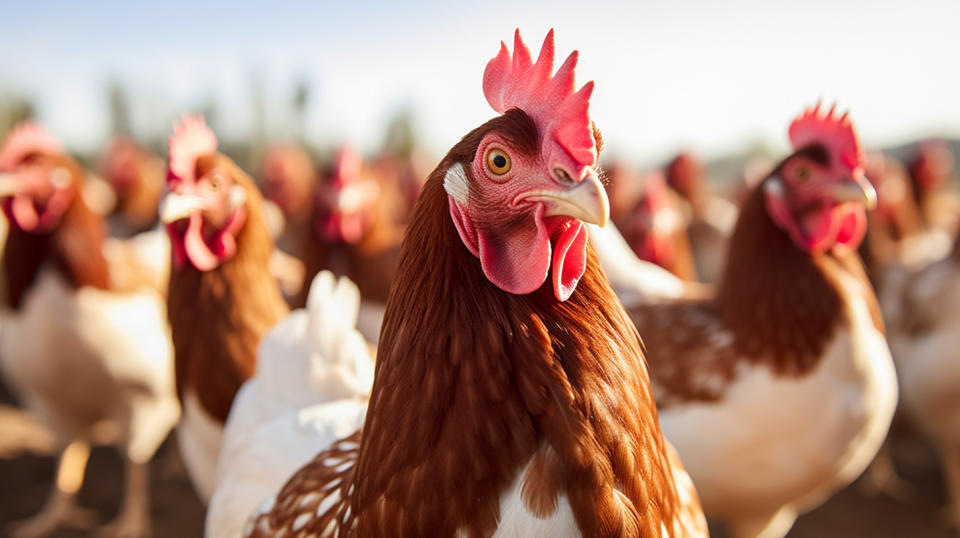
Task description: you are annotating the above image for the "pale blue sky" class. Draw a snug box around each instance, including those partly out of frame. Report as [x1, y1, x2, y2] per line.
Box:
[2, 0, 958, 162]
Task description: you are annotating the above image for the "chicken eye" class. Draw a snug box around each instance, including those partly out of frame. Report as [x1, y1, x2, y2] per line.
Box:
[208, 175, 223, 191]
[486, 149, 512, 176]
[795, 166, 810, 182]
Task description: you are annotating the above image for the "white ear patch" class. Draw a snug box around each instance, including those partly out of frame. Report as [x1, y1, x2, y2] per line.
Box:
[764, 176, 785, 197]
[443, 162, 470, 203]
[229, 184, 247, 209]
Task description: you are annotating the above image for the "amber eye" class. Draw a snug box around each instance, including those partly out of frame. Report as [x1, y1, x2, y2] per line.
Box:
[795, 166, 810, 182]
[486, 148, 512, 176]
[208, 175, 223, 191]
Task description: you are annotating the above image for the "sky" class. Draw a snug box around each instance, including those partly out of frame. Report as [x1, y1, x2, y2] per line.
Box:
[1, 0, 958, 163]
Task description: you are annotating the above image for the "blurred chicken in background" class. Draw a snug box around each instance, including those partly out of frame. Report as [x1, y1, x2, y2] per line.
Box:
[0, 122, 178, 537]
[620, 170, 698, 280]
[294, 145, 404, 342]
[907, 141, 958, 234]
[629, 104, 894, 538]
[665, 151, 738, 283]
[259, 141, 316, 254]
[161, 116, 290, 503]
[96, 136, 167, 237]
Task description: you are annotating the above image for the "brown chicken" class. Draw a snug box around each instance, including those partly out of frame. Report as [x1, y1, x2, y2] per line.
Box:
[161, 116, 289, 502]
[294, 146, 404, 341]
[243, 29, 706, 538]
[665, 152, 738, 283]
[97, 136, 166, 236]
[630, 104, 895, 538]
[620, 170, 698, 280]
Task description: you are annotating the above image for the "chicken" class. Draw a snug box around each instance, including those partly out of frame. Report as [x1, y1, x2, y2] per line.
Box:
[161, 116, 290, 502]
[237, 29, 706, 537]
[97, 136, 167, 236]
[620, 170, 698, 280]
[260, 141, 317, 255]
[294, 146, 404, 342]
[879, 217, 960, 527]
[629, 104, 896, 538]
[906, 140, 958, 234]
[664, 152, 738, 283]
[0, 121, 179, 537]
[859, 151, 950, 291]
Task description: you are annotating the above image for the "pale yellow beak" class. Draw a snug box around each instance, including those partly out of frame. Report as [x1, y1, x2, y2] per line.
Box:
[827, 172, 877, 210]
[0, 174, 21, 198]
[159, 192, 204, 223]
[519, 168, 610, 226]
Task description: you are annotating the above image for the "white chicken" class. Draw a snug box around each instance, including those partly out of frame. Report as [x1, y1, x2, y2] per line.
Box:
[0, 123, 178, 537]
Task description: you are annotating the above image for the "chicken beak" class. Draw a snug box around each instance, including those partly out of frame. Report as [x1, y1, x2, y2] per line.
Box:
[160, 192, 205, 223]
[0, 173, 22, 198]
[826, 172, 877, 210]
[522, 168, 609, 226]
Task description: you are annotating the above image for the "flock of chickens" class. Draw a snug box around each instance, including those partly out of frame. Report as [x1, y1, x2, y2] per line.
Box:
[0, 28, 957, 538]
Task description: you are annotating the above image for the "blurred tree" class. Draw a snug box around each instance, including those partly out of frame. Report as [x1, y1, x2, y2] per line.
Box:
[0, 91, 36, 138]
[381, 107, 419, 158]
[107, 80, 131, 135]
[292, 77, 311, 144]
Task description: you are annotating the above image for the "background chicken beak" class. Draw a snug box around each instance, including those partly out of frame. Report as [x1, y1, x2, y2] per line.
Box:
[535, 170, 610, 226]
[160, 193, 205, 223]
[0, 174, 22, 198]
[827, 174, 877, 210]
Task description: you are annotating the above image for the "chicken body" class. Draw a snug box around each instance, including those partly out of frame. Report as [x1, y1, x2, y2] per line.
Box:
[633, 115, 895, 538]
[0, 126, 178, 537]
[241, 30, 706, 537]
[162, 117, 290, 502]
[881, 243, 960, 525]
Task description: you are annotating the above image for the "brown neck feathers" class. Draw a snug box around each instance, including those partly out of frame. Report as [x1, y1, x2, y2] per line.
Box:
[166, 179, 289, 422]
[344, 135, 682, 536]
[3, 173, 110, 309]
[717, 181, 878, 374]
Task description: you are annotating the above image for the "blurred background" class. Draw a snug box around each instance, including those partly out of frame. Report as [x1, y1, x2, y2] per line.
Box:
[1, 0, 958, 536]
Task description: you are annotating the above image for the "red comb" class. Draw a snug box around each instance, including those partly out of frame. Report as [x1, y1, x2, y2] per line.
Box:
[643, 171, 670, 213]
[788, 102, 864, 173]
[332, 146, 361, 188]
[168, 115, 217, 185]
[483, 29, 596, 167]
[0, 121, 63, 172]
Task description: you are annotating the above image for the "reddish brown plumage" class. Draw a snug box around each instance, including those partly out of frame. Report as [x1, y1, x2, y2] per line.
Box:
[2, 154, 110, 309]
[98, 137, 166, 235]
[632, 145, 884, 405]
[166, 154, 289, 421]
[249, 110, 698, 537]
[291, 162, 404, 309]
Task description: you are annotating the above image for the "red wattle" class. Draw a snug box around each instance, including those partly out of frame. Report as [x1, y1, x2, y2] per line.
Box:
[183, 214, 220, 271]
[551, 220, 588, 301]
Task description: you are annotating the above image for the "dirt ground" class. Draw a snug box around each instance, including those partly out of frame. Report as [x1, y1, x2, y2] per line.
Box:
[0, 383, 955, 538]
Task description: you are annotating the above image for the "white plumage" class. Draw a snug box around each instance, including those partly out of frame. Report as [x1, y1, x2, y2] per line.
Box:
[206, 271, 374, 538]
[656, 263, 897, 538]
[0, 235, 178, 537]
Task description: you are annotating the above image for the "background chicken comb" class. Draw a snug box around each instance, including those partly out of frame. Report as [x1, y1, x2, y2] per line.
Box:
[483, 29, 596, 167]
[0, 121, 63, 173]
[788, 102, 864, 173]
[332, 146, 361, 188]
[168, 115, 218, 185]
